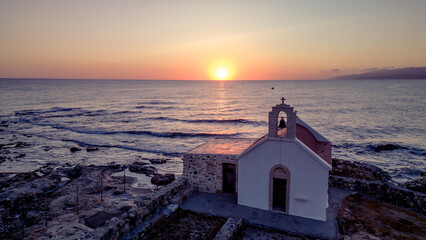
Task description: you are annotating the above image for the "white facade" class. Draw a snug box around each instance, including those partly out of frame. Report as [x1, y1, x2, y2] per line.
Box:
[237, 98, 331, 221]
[237, 137, 331, 221]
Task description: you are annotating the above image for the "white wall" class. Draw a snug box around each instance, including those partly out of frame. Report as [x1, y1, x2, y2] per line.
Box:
[237, 138, 330, 221]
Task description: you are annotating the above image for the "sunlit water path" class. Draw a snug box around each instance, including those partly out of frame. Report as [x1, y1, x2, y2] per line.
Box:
[0, 79, 425, 182]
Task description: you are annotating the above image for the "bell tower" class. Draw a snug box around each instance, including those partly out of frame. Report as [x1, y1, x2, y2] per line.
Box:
[268, 97, 297, 138]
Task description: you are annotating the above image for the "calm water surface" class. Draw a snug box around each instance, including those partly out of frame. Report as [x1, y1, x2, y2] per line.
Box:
[0, 79, 425, 182]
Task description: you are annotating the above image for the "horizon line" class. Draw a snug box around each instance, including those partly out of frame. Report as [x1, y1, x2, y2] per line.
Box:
[2, 77, 424, 81]
[0, 77, 328, 81]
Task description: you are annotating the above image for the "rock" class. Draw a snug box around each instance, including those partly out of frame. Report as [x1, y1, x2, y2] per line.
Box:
[67, 165, 83, 179]
[15, 141, 30, 148]
[151, 173, 175, 186]
[149, 159, 167, 164]
[400, 175, 426, 194]
[85, 211, 120, 229]
[31, 178, 55, 192]
[70, 147, 81, 152]
[46, 223, 90, 239]
[107, 163, 123, 170]
[331, 158, 391, 181]
[39, 164, 54, 175]
[129, 162, 157, 176]
[42, 146, 51, 152]
[86, 147, 99, 152]
[113, 190, 125, 195]
[374, 144, 400, 152]
[0, 121, 8, 127]
[11, 172, 39, 183]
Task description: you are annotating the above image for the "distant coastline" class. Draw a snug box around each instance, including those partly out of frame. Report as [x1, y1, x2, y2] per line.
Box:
[329, 67, 426, 80]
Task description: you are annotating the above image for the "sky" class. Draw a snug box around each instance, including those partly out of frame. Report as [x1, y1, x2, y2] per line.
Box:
[0, 0, 425, 80]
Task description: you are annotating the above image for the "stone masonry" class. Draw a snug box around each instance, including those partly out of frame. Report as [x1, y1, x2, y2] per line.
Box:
[183, 154, 237, 194]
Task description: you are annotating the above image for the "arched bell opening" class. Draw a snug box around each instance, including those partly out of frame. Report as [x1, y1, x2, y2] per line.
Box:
[268, 97, 297, 139]
[277, 111, 288, 137]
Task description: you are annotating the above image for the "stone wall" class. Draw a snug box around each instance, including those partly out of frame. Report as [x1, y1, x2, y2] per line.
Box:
[329, 175, 426, 214]
[213, 218, 242, 240]
[95, 177, 193, 240]
[183, 154, 238, 194]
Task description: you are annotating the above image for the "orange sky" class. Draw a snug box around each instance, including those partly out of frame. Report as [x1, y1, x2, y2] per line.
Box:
[1, 1, 425, 80]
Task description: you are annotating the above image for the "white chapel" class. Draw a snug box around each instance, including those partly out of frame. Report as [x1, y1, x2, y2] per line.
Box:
[183, 98, 332, 221]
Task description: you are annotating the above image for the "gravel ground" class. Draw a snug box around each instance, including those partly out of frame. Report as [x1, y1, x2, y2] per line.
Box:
[142, 209, 227, 240]
[337, 194, 426, 240]
[235, 225, 315, 240]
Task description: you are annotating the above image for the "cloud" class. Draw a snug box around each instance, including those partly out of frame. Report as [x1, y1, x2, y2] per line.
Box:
[319, 68, 340, 73]
[361, 68, 379, 73]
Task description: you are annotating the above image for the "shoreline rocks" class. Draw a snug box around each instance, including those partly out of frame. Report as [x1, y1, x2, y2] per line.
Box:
[330, 159, 425, 215]
[151, 173, 176, 186]
[337, 194, 426, 240]
[129, 161, 157, 176]
[0, 162, 187, 239]
[372, 143, 404, 152]
[399, 172, 426, 194]
[0, 158, 424, 239]
[86, 147, 99, 152]
[70, 147, 81, 153]
[149, 159, 168, 164]
[331, 158, 391, 182]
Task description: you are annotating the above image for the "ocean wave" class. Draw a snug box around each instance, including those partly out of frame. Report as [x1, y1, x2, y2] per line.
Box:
[36, 113, 86, 119]
[137, 101, 177, 105]
[332, 143, 359, 149]
[135, 105, 161, 109]
[124, 131, 239, 138]
[15, 107, 79, 116]
[15, 108, 140, 120]
[111, 111, 135, 115]
[333, 142, 425, 157]
[143, 116, 265, 126]
[35, 122, 238, 138]
[62, 139, 182, 156]
[135, 105, 175, 110]
[390, 167, 425, 179]
[408, 147, 426, 157]
[85, 110, 107, 116]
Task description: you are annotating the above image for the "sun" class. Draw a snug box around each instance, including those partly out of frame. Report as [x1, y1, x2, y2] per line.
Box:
[209, 61, 235, 80]
[216, 68, 229, 80]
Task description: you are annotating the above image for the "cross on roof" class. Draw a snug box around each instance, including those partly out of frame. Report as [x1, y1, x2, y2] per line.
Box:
[281, 97, 286, 104]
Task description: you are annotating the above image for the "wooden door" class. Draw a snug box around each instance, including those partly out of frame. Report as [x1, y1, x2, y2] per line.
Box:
[272, 178, 287, 211]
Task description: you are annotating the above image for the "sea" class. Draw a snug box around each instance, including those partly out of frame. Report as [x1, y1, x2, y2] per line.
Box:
[0, 79, 425, 182]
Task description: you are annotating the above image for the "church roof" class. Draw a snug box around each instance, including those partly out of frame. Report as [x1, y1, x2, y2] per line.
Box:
[296, 117, 330, 143]
[186, 138, 259, 155]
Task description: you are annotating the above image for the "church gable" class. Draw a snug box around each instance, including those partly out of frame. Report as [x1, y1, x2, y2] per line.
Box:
[237, 139, 330, 221]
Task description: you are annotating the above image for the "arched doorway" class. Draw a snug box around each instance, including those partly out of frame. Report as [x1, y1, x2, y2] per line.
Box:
[269, 165, 290, 213]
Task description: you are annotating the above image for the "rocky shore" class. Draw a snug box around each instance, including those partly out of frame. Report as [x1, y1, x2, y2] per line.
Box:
[0, 159, 184, 239]
[0, 158, 424, 239]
